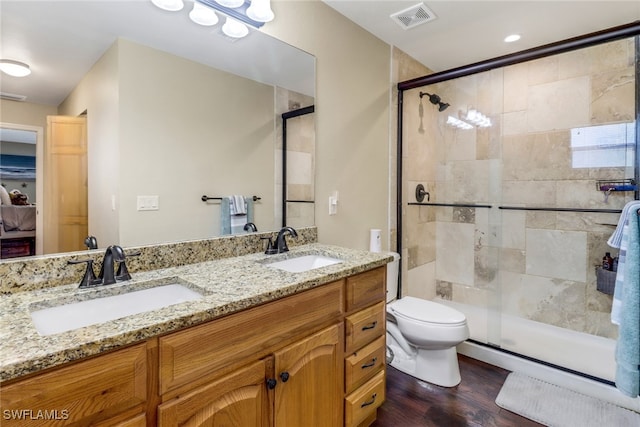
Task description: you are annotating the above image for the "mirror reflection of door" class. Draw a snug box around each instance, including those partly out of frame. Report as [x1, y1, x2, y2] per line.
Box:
[44, 115, 88, 253]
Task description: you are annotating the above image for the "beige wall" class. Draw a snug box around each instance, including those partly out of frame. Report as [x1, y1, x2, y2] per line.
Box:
[264, 0, 392, 250]
[117, 39, 275, 246]
[58, 39, 276, 247]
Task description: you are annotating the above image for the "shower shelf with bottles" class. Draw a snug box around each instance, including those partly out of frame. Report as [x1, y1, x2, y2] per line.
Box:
[597, 179, 637, 202]
[596, 179, 637, 192]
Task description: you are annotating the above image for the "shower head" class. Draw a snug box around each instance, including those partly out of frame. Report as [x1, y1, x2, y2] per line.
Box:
[419, 91, 449, 112]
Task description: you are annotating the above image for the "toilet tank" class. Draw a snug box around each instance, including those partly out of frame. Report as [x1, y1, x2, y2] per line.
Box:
[386, 252, 401, 303]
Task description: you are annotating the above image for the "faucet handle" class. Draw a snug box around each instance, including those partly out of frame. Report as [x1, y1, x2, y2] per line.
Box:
[116, 251, 141, 281]
[68, 259, 101, 288]
[260, 237, 278, 255]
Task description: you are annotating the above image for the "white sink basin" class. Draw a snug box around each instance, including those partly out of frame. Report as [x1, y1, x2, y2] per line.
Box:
[266, 254, 343, 273]
[30, 284, 203, 336]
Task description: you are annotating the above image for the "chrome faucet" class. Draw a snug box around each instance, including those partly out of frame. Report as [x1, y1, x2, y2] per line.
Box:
[275, 227, 298, 253]
[98, 245, 126, 285]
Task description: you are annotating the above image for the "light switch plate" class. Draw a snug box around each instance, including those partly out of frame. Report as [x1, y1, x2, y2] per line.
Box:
[137, 195, 159, 211]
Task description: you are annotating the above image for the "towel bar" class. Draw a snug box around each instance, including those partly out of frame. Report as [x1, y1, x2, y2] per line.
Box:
[201, 195, 261, 202]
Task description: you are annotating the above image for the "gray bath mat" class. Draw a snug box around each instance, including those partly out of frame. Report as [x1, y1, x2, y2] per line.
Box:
[495, 372, 640, 427]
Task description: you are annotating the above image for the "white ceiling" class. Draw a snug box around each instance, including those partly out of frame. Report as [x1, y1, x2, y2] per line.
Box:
[0, 0, 315, 106]
[1, 1, 639, 107]
[324, 0, 640, 72]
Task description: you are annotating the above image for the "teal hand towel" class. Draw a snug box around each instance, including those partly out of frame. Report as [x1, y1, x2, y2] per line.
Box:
[615, 211, 640, 398]
[220, 196, 254, 235]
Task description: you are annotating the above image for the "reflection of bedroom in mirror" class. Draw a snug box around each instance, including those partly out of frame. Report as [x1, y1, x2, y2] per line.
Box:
[0, 125, 38, 259]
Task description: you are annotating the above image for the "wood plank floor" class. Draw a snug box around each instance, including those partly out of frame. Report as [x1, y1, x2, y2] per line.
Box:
[371, 354, 544, 427]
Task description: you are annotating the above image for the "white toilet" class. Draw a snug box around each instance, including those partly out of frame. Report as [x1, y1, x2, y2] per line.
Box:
[385, 253, 469, 387]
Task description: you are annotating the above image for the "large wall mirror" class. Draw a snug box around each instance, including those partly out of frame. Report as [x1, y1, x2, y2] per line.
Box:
[0, 0, 315, 259]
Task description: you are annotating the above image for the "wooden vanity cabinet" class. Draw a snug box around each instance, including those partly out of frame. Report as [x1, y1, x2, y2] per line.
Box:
[0, 265, 388, 427]
[343, 266, 387, 427]
[157, 282, 344, 427]
[0, 342, 149, 426]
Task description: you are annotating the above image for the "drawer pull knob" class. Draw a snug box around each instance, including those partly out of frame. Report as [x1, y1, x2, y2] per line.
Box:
[266, 378, 277, 389]
[361, 393, 377, 408]
[280, 371, 290, 383]
[361, 357, 378, 369]
[361, 321, 378, 331]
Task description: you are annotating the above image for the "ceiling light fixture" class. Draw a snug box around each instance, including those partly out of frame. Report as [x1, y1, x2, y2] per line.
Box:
[504, 34, 521, 43]
[151, 0, 184, 12]
[189, 2, 219, 26]
[0, 59, 31, 77]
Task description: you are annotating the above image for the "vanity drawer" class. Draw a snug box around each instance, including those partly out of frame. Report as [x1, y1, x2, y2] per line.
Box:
[0, 343, 147, 426]
[159, 280, 343, 396]
[345, 335, 385, 394]
[345, 266, 386, 312]
[345, 301, 385, 353]
[344, 370, 385, 427]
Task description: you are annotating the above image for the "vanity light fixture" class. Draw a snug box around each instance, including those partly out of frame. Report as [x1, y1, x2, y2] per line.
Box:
[151, 0, 184, 11]
[197, 0, 273, 28]
[0, 59, 31, 77]
[151, 0, 275, 39]
[504, 34, 521, 43]
[190, 1, 219, 26]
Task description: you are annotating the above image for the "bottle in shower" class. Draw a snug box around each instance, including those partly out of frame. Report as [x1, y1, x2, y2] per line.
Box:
[603, 252, 613, 271]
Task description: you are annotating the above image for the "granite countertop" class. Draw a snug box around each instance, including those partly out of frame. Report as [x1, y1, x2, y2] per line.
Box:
[0, 244, 392, 383]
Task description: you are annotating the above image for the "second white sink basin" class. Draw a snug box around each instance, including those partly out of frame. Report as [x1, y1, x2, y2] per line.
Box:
[266, 254, 343, 273]
[30, 283, 204, 336]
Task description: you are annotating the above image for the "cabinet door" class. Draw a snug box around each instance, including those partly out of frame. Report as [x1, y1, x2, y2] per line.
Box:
[158, 359, 270, 427]
[273, 324, 341, 427]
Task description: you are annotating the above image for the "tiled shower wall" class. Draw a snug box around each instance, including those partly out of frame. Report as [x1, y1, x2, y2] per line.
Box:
[275, 88, 315, 229]
[404, 37, 636, 340]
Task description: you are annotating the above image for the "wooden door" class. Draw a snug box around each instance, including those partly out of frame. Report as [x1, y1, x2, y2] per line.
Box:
[158, 359, 270, 427]
[273, 324, 342, 427]
[44, 115, 87, 253]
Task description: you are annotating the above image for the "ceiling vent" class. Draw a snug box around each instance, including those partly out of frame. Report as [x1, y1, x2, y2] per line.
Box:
[0, 92, 27, 102]
[390, 2, 437, 30]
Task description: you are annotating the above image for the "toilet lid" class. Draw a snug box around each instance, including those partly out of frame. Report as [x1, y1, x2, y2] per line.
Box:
[390, 297, 466, 325]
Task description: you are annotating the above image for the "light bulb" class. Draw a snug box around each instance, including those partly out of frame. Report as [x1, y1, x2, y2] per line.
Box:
[151, 0, 184, 12]
[246, 0, 274, 23]
[222, 17, 249, 38]
[215, 0, 244, 8]
[190, 2, 219, 26]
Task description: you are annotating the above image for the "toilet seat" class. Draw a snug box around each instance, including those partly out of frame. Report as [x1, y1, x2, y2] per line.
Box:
[389, 296, 466, 326]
